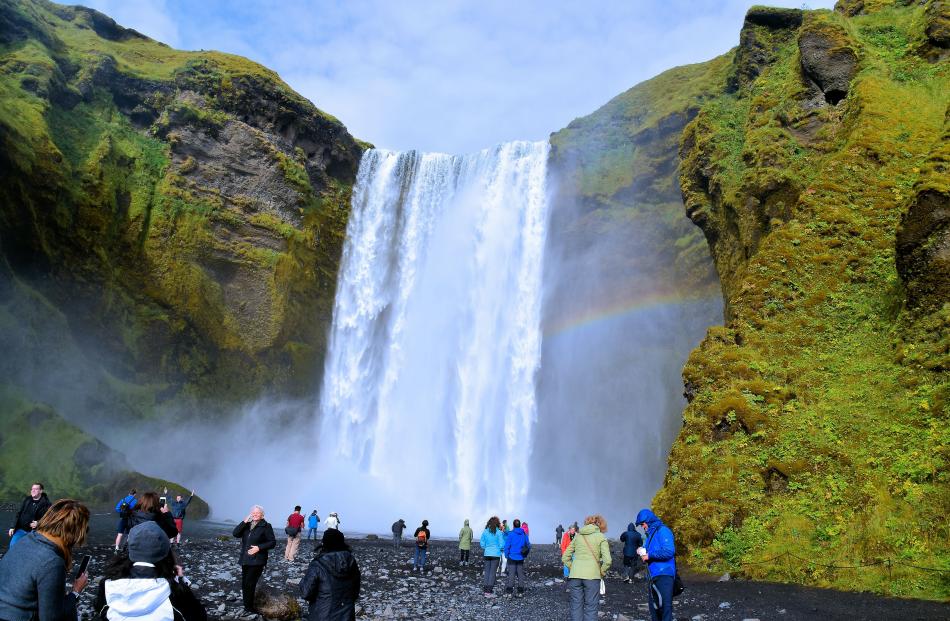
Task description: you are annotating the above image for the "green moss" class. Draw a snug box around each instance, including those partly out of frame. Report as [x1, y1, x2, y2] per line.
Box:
[660, 1, 950, 599]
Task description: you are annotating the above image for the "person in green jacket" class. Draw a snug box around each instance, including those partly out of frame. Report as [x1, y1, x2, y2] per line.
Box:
[562, 514, 611, 621]
[458, 519, 473, 565]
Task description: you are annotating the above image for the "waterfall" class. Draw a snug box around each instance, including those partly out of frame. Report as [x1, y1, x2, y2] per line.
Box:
[319, 141, 550, 522]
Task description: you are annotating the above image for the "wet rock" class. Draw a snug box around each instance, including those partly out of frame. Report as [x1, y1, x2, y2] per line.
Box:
[718, 572, 731, 582]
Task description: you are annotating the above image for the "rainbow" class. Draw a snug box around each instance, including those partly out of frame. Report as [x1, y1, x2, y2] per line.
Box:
[543, 289, 722, 339]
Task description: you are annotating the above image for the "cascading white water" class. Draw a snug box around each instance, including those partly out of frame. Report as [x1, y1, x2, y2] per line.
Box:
[319, 141, 550, 523]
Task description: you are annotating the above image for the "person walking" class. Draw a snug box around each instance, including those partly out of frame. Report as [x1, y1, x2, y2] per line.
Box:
[562, 514, 611, 621]
[0, 499, 90, 621]
[555, 524, 564, 546]
[307, 510, 320, 540]
[165, 488, 195, 544]
[93, 521, 207, 621]
[325, 512, 340, 530]
[232, 505, 276, 618]
[560, 524, 577, 579]
[285, 506, 306, 562]
[620, 522, 644, 583]
[479, 516, 506, 598]
[458, 519, 473, 565]
[113, 489, 137, 551]
[502, 519, 531, 598]
[300, 528, 361, 621]
[7, 483, 51, 548]
[128, 492, 179, 541]
[412, 520, 430, 572]
[391, 519, 406, 549]
[636, 509, 676, 621]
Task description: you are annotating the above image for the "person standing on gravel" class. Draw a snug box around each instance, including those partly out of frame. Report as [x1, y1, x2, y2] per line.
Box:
[300, 528, 361, 621]
[165, 487, 195, 544]
[479, 516, 506, 598]
[325, 512, 340, 530]
[620, 522, 644, 583]
[232, 505, 276, 618]
[284, 506, 306, 562]
[412, 520, 431, 572]
[560, 524, 577, 578]
[555, 524, 564, 546]
[503, 519, 531, 598]
[458, 519, 473, 565]
[7, 482, 51, 548]
[637, 508, 676, 621]
[307, 510, 320, 540]
[391, 518, 406, 549]
[562, 514, 611, 621]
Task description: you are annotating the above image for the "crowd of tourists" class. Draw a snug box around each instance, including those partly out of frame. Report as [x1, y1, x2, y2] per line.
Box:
[0, 481, 679, 621]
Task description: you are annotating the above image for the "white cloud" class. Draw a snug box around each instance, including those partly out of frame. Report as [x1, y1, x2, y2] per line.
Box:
[80, 0, 837, 153]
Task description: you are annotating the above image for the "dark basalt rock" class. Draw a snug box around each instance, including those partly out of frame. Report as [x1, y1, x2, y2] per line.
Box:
[897, 188, 950, 312]
[728, 7, 804, 92]
[798, 23, 859, 106]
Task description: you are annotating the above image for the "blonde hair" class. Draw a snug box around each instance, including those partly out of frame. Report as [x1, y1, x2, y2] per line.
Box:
[584, 514, 608, 533]
[36, 499, 89, 567]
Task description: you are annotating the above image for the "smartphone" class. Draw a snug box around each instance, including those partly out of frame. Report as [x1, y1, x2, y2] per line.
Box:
[74, 554, 90, 580]
[159, 496, 167, 508]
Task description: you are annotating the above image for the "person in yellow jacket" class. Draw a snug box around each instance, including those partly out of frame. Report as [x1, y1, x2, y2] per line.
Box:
[458, 519, 473, 565]
[562, 515, 611, 621]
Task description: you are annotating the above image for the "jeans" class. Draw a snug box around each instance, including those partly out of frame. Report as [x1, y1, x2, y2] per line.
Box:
[393, 533, 402, 548]
[413, 546, 427, 569]
[9, 529, 27, 547]
[241, 564, 264, 611]
[569, 578, 600, 621]
[649, 575, 674, 621]
[482, 556, 500, 592]
[459, 549, 470, 562]
[308, 527, 317, 540]
[505, 560, 525, 593]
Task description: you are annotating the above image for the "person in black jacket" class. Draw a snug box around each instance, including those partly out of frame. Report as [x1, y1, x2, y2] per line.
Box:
[412, 520, 430, 572]
[300, 528, 360, 621]
[232, 505, 276, 617]
[620, 522, 644, 583]
[93, 522, 207, 621]
[127, 492, 179, 541]
[7, 483, 52, 548]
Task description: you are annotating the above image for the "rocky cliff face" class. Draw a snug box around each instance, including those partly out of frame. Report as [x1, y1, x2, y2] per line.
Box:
[0, 0, 363, 500]
[655, 0, 949, 599]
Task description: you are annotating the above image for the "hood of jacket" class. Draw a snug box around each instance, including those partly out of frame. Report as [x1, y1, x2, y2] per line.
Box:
[636, 509, 663, 530]
[316, 550, 357, 578]
[463, 519, 469, 526]
[578, 523, 600, 536]
[104, 578, 173, 620]
[627, 522, 636, 532]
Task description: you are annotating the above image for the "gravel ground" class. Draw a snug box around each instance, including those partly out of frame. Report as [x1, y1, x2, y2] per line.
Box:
[64, 535, 949, 621]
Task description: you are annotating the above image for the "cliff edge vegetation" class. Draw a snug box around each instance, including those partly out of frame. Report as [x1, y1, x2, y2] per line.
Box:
[0, 0, 363, 500]
[654, 1, 949, 599]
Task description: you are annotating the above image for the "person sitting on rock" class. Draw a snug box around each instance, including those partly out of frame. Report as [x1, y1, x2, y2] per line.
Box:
[300, 528, 361, 621]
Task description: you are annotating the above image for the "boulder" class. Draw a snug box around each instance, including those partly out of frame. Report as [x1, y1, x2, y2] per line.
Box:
[253, 585, 301, 621]
[798, 21, 859, 105]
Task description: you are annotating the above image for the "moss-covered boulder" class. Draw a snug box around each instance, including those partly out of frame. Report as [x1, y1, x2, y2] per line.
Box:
[657, 0, 949, 599]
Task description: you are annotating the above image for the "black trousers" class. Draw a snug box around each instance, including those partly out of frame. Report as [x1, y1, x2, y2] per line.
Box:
[241, 564, 264, 611]
[460, 549, 470, 562]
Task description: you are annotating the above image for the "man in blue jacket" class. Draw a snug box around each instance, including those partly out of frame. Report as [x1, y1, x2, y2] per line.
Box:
[636, 508, 676, 621]
[502, 519, 531, 598]
[114, 490, 137, 551]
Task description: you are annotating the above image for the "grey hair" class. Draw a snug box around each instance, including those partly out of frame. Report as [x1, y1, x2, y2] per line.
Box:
[250, 505, 265, 516]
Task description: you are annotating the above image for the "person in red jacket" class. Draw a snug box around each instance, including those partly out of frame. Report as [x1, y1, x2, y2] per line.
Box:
[284, 506, 306, 562]
[560, 524, 577, 578]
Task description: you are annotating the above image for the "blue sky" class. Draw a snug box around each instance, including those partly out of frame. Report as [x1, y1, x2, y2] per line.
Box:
[79, 0, 836, 153]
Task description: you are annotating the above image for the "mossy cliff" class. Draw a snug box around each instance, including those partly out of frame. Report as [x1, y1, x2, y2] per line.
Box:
[650, 1, 949, 599]
[0, 0, 363, 500]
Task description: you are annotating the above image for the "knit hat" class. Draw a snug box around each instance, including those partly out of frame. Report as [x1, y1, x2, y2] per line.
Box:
[127, 521, 171, 563]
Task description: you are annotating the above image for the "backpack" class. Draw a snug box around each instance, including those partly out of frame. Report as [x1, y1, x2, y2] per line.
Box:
[416, 531, 427, 548]
[115, 497, 132, 518]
